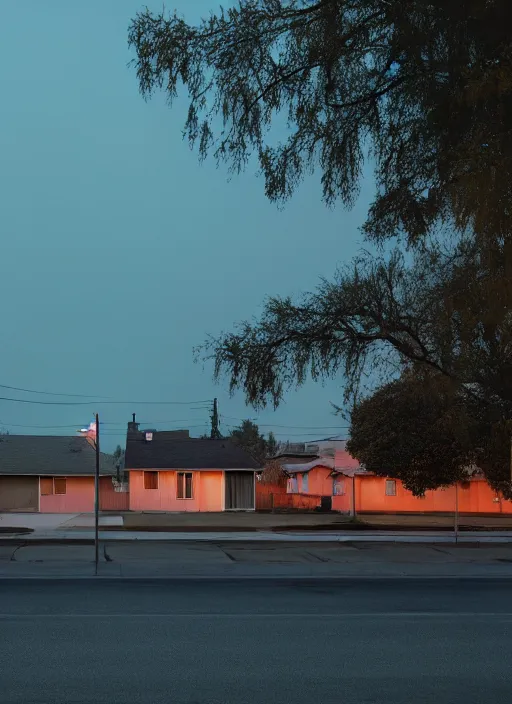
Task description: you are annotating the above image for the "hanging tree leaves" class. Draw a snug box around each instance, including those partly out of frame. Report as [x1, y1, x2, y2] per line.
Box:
[129, 0, 512, 245]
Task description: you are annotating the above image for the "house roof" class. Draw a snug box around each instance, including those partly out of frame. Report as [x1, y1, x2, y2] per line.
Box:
[125, 433, 261, 470]
[283, 458, 336, 474]
[0, 435, 114, 476]
[333, 466, 371, 478]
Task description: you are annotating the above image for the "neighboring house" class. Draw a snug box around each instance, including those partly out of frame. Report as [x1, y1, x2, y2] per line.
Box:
[0, 435, 119, 512]
[285, 458, 336, 496]
[281, 447, 512, 514]
[284, 447, 360, 496]
[332, 470, 512, 515]
[125, 420, 260, 511]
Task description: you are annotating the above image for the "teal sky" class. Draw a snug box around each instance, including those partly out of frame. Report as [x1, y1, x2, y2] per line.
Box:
[0, 1, 373, 450]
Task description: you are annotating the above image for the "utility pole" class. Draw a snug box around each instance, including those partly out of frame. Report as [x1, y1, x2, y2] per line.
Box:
[94, 412, 100, 575]
[210, 398, 221, 439]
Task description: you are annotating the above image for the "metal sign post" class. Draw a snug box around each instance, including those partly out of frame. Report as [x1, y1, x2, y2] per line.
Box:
[454, 482, 459, 544]
[94, 413, 100, 575]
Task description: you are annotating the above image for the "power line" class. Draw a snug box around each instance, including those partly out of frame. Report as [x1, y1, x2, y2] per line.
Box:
[220, 415, 350, 429]
[0, 382, 107, 398]
[222, 424, 347, 438]
[259, 423, 350, 429]
[0, 418, 209, 429]
[101, 425, 209, 436]
[271, 433, 348, 438]
[1, 423, 92, 429]
[0, 396, 212, 406]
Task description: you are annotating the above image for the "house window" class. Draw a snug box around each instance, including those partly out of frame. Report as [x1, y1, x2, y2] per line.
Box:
[302, 473, 309, 493]
[288, 476, 298, 494]
[144, 471, 159, 490]
[40, 478, 54, 496]
[41, 478, 67, 495]
[54, 477, 67, 495]
[177, 472, 194, 499]
[385, 479, 397, 496]
[333, 477, 345, 496]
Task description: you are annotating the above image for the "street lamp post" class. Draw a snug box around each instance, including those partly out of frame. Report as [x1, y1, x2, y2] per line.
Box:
[94, 413, 100, 574]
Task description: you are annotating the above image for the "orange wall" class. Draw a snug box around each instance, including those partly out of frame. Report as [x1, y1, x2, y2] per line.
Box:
[129, 470, 224, 512]
[332, 491, 352, 513]
[332, 476, 512, 514]
[39, 476, 95, 513]
[288, 466, 334, 496]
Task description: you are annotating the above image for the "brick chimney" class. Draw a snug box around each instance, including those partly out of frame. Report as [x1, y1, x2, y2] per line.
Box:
[127, 413, 140, 436]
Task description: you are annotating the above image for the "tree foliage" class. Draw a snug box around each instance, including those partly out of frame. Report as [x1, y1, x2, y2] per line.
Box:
[129, 1, 512, 493]
[347, 367, 512, 497]
[129, 0, 512, 245]
[229, 419, 270, 463]
[347, 371, 473, 496]
[203, 239, 512, 491]
[203, 240, 511, 409]
[112, 445, 126, 482]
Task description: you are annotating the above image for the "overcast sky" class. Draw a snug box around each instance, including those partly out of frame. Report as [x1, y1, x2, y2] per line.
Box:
[0, 1, 373, 451]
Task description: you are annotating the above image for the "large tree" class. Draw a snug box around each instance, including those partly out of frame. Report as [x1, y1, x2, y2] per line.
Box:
[203, 240, 512, 492]
[129, 1, 512, 491]
[346, 370, 497, 495]
[129, 0, 512, 246]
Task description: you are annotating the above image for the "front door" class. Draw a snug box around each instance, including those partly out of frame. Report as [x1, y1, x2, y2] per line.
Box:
[0, 476, 38, 511]
[224, 471, 255, 510]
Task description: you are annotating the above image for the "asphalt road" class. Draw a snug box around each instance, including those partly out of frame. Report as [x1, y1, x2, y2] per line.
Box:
[1, 578, 512, 704]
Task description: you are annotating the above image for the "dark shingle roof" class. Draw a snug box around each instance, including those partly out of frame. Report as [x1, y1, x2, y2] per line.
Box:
[125, 432, 260, 470]
[0, 435, 114, 476]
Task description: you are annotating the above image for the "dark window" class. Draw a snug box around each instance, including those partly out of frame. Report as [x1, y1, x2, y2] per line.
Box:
[333, 477, 345, 496]
[40, 477, 53, 496]
[54, 477, 67, 495]
[177, 472, 193, 499]
[385, 479, 396, 496]
[144, 471, 158, 490]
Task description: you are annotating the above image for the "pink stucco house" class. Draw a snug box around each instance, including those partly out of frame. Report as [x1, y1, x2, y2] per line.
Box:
[0, 434, 122, 512]
[283, 448, 360, 509]
[125, 419, 260, 511]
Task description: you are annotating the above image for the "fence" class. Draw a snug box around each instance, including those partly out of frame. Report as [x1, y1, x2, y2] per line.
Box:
[99, 476, 130, 511]
[256, 491, 323, 511]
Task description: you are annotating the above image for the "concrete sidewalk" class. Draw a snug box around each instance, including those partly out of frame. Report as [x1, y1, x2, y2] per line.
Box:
[4, 528, 512, 542]
[3, 540, 512, 579]
[3, 511, 512, 535]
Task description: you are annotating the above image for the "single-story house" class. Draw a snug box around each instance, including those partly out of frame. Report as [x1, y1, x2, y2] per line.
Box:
[125, 422, 260, 511]
[284, 447, 360, 496]
[281, 447, 512, 515]
[0, 434, 121, 512]
[331, 469, 512, 515]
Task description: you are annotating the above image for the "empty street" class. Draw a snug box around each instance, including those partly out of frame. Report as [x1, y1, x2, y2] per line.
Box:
[1, 577, 512, 704]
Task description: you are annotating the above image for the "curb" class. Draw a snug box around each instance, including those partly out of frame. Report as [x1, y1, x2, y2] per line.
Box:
[1, 574, 512, 582]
